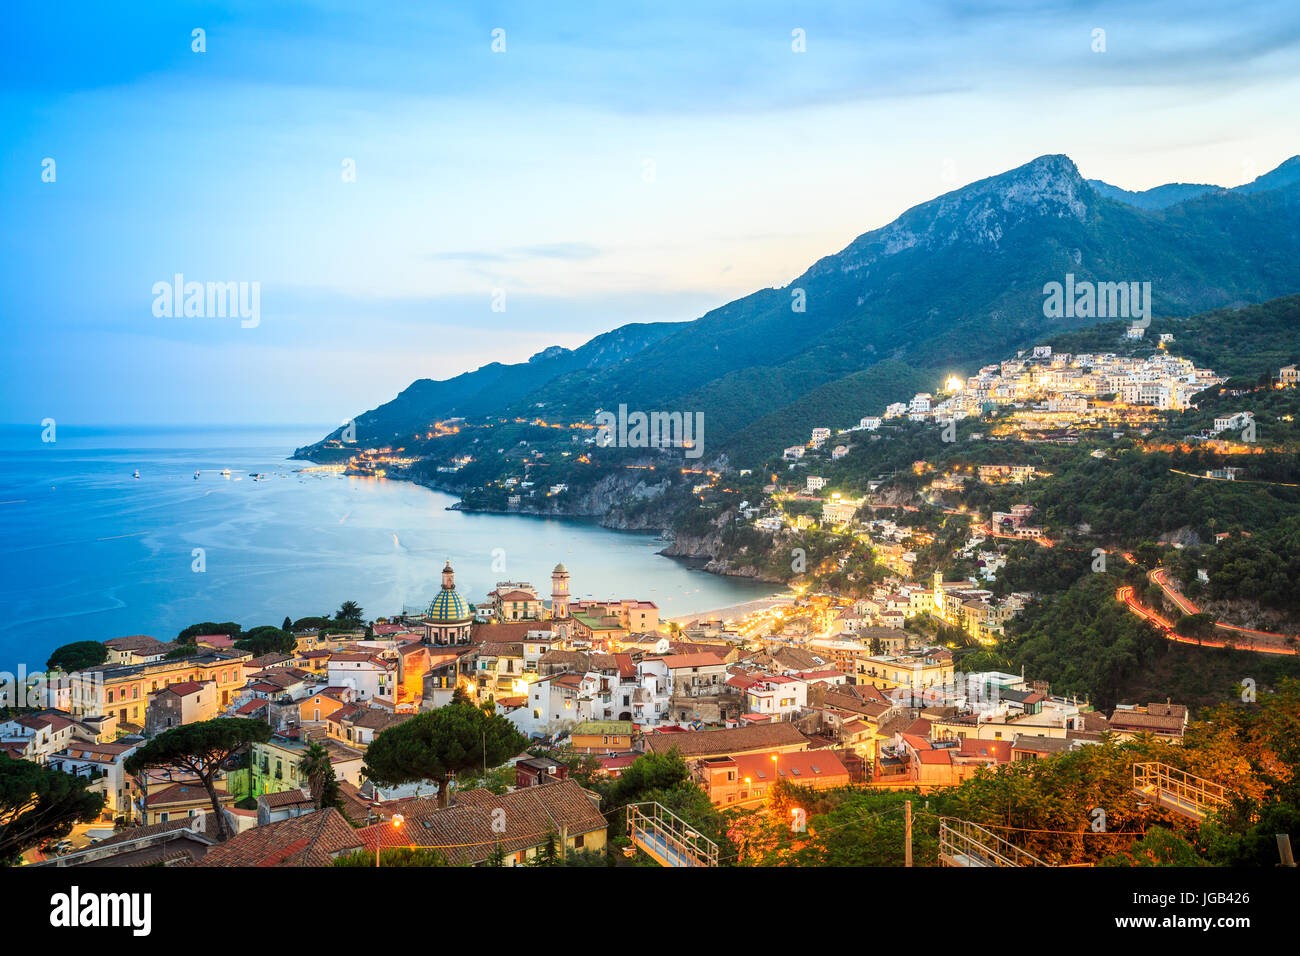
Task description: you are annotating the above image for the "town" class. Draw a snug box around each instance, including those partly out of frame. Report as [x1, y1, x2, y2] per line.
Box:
[3, 556, 1217, 868]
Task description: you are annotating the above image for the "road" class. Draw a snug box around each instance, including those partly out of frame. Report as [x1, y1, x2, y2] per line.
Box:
[1116, 576, 1299, 656]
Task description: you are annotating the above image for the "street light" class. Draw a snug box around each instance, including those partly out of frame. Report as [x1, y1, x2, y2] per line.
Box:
[376, 812, 404, 867]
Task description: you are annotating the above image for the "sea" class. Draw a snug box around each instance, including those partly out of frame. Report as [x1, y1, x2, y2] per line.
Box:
[0, 424, 776, 670]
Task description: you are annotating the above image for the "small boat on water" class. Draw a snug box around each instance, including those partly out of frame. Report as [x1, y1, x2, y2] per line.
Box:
[194, 470, 200, 479]
[221, 468, 231, 477]
[133, 470, 140, 479]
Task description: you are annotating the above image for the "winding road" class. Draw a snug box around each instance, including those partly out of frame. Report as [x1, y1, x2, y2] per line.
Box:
[1116, 566, 1299, 656]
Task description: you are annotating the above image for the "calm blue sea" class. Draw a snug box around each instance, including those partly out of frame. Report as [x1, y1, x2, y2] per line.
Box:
[0, 424, 775, 669]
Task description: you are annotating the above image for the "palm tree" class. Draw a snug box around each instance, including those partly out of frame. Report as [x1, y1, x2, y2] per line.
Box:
[337, 601, 363, 623]
[298, 743, 338, 810]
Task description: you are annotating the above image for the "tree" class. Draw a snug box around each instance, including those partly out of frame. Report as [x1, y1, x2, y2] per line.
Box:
[337, 601, 363, 623]
[176, 621, 242, 644]
[1175, 612, 1216, 641]
[332, 847, 447, 867]
[282, 616, 293, 631]
[363, 702, 526, 807]
[298, 742, 340, 811]
[527, 830, 560, 866]
[124, 718, 272, 842]
[608, 749, 691, 805]
[45, 641, 107, 674]
[234, 626, 296, 657]
[0, 755, 104, 865]
[1100, 828, 1207, 867]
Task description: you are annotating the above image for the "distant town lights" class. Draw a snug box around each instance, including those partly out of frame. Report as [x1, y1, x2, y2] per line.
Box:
[944, 375, 964, 393]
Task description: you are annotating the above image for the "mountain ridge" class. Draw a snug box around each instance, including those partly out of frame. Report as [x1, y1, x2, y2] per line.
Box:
[300, 152, 1300, 466]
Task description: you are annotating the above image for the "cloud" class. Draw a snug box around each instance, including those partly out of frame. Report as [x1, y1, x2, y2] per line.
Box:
[427, 242, 602, 263]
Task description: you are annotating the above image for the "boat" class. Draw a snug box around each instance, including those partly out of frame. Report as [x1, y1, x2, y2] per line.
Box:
[133, 470, 140, 479]
[221, 468, 231, 477]
[194, 470, 200, 479]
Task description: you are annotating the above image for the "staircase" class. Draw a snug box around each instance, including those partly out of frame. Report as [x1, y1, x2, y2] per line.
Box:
[627, 802, 719, 867]
[1133, 762, 1229, 821]
[938, 817, 1047, 867]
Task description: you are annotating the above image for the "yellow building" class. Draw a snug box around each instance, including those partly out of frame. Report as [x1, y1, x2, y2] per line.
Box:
[73, 650, 252, 730]
[570, 720, 634, 753]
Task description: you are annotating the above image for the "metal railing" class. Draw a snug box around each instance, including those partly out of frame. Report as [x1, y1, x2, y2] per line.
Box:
[938, 817, 1047, 867]
[1133, 762, 1228, 820]
[627, 802, 719, 867]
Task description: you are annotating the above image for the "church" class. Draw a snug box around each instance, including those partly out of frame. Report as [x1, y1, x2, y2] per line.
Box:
[420, 561, 474, 646]
[420, 560, 573, 645]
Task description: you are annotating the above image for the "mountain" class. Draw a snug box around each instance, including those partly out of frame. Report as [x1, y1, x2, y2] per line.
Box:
[302, 153, 1300, 466]
[1084, 179, 1219, 210]
[1087, 156, 1300, 209]
[298, 321, 679, 454]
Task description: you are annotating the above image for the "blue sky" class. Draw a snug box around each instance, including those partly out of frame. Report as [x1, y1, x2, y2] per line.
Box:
[2, 0, 1299, 427]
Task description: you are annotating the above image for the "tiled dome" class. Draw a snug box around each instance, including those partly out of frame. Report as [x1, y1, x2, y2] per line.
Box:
[426, 588, 469, 622]
[425, 560, 472, 623]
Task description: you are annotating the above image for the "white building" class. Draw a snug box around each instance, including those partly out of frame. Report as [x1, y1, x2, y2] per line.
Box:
[326, 653, 395, 702]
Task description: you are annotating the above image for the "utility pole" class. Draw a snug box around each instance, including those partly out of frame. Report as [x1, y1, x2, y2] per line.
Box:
[904, 800, 912, 868]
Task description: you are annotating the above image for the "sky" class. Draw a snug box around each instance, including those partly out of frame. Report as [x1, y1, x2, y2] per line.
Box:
[2, 0, 1299, 428]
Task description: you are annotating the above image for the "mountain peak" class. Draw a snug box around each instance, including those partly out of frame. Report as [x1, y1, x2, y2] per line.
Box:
[528, 345, 571, 364]
[1012, 153, 1082, 180]
[1237, 155, 1300, 195]
[815, 153, 1090, 278]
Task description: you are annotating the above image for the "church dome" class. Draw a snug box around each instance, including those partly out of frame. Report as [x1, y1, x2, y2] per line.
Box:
[426, 588, 468, 623]
[425, 561, 471, 623]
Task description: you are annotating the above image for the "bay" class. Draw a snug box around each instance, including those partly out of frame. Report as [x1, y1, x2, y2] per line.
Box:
[0, 424, 776, 669]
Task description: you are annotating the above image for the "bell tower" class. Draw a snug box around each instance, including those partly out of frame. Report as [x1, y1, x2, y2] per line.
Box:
[551, 563, 570, 620]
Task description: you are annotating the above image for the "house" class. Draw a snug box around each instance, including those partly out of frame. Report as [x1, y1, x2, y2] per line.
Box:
[569, 720, 634, 753]
[1108, 701, 1188, 742]
[34, 818, 219, 867]
[141, 781, 233, 825]
[144, 680, 219, 735]
[251, 730, 322, 797]
[488, 583, 544, 621]
[472, 641, 530, 700]
[360, 780, 607, 866]
[299, 687, 352, 723]
[103, 635, 179, 666]
[0, 710, 77, 763]
[194, 634, 237, 651]
[71, 650, 252, 729]
[697, 748, 850, 807]
[642, 722, 809, 762]
[256, 787, 319, 826]
[515, 756, 568, 788]
[510, 672, 598, 739]
[658, 652, 728, 696]
[327, 652, 395, 701]
[328, 705, 409, 747]
[1010, 735, 1079, 761]
[48, 739, 142, 823]
[196, 807, 364, 867]
[738, 674, 807, 721]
